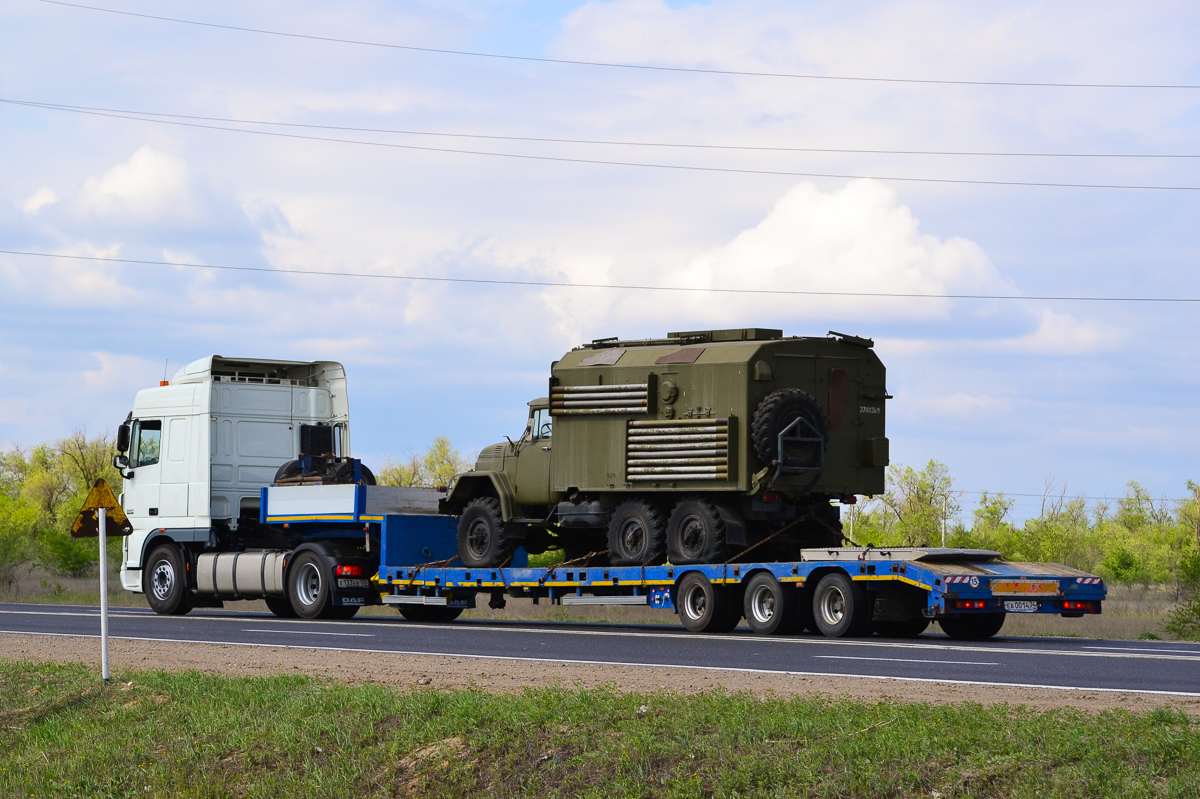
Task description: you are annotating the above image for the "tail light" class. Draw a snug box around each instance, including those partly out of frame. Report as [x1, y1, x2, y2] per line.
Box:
[953, 600, 988, 610]
[1062, 600, 1095, 612]
[335, 565, 363, 577]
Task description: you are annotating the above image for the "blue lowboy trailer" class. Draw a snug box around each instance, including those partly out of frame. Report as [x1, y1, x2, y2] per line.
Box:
[260, 483, 1106, 640]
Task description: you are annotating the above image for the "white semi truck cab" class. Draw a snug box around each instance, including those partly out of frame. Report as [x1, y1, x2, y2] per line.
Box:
[116, 355, 360, 616]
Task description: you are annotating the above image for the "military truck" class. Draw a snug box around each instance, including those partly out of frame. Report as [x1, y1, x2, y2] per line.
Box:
[441, 328, 891, 567]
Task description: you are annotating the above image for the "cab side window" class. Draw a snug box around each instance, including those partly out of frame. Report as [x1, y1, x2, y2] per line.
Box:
[533, 409, 553, 440]
[133, 420, 162, 467]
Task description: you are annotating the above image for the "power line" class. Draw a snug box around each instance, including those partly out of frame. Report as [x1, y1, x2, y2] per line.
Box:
[37, 0, 1200, 91]
[8, 98, 1198, 160]
[8, 99, 1200, 192]
[3, 249, 1199, 304]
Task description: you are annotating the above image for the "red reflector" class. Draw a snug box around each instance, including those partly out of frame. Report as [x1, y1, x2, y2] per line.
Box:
[762, 493, 777, 502]
[336, 565, 363, 577]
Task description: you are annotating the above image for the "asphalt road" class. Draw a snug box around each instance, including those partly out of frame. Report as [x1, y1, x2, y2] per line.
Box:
[3, 602, 1199, 696]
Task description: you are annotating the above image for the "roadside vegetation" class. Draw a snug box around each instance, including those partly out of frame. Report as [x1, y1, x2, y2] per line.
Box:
[3, 433, 1198, 639]
[2, 660, 1198, 798]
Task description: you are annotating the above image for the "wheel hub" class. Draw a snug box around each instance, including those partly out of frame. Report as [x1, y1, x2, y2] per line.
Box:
[820, 586, 846, 626]
[150, 560, 174, 601]
[681, 584, 707, 620]
[467, 519, 491, 558]
[295, 562, 322, 607]
[619, 518, 646, 558]
[750, 585, 775, 623]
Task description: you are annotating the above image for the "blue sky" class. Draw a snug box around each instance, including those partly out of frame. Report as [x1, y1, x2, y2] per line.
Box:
[2, 0, 1198, 523]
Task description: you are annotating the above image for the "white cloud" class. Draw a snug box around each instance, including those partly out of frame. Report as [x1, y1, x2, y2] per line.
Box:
[83, 352, 164, 394]
[77, 146, 193, 221]
[989, 309, 1124, 355]
[539, 178, 1008, 340]
[925, 392, 1013, 418]
[22, 186, 58, 214]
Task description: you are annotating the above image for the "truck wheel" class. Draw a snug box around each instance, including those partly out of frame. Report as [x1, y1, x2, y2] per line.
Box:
[457, 497, 514, 568]
[872, 618, 930, 638]
[666, 498, 728, 564]
[143, 544, 192, 616]
[399, 605, 464, 623]
[751, 389, 827, 467]
[287, 551, 331, 620]
[939, 613, 1005, 640]
[607, 499, 666, 566]
[265, 596, 297, 618]
[743, 572, 798, 635]
[675, 572, 733, 633]
[812, 572, 870, 637]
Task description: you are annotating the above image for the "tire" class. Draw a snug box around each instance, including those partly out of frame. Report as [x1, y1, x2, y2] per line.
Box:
[287, 551, 331, 620]
[751, 389, 827, 467]
[812, 572, 871, 638]
[939, 613, 1005, 640]
[274, 459, 301, 483]
[456, 497, 515, 568]
[607, 499, 667, 566]
[265, 595, 297, 618]
[359, 464, 377, 486]
[872, 618, 930, 638]
[666, 498, 729, 565]
[143, 544, 192, 616]
[743, 572, 799, 635]
[675, 572, 732, 633]
[399, 605, 465, 623]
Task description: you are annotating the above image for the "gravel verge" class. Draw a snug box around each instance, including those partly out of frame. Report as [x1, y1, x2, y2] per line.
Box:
[5, 632, 1198, 714]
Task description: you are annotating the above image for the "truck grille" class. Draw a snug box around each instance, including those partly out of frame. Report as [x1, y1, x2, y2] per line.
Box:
[550, 383, 649, 415]
[626, 418, 731, 482]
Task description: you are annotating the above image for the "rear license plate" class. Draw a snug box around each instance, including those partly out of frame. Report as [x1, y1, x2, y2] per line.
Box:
[1004, 600, 1039, 613]
[991, 580, 1060, 596]
[337, 578, 369, 589]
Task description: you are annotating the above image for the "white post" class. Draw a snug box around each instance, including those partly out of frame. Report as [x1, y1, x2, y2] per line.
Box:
[941, 495, 947, 548]
[99, 507, 110, 682]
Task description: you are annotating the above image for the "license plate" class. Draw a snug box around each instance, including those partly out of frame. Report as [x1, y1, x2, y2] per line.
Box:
[991, 580, 1060, 596]
[1004, 600, 1039, 613]
[337, 578, 369, 589]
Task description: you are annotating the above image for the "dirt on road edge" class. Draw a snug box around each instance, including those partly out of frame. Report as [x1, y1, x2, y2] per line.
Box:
[6, 633, 1197, 715]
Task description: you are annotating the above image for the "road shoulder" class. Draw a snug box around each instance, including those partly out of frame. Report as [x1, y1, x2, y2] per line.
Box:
[5, 632, 1198, 714]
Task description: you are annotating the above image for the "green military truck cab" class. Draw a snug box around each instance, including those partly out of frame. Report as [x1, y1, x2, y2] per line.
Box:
[442, 328, 890, 568]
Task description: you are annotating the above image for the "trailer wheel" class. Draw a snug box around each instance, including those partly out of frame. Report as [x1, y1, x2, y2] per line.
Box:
[872, 618, 930, 638]
[287, 551, 331, 620]
[399, 605, 464, 623]
[751, 389, 827, 467]
[457, 497, 514, 568]
[675, 572, 733, 633]
[143, 543, 192, 616]
[265, 596, 297, 618]
[608, 499, 667, 566]
[939, 613, 1005, 640]
[812, 572, 870, 637]
[666, 498, 728, 564]
[743, 572, 799, 635]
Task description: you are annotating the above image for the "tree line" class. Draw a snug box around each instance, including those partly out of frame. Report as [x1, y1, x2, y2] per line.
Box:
[2, 434, 1197, 638]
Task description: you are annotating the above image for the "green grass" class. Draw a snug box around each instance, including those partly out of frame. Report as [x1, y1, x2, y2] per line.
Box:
[2, 660, 1198, 798]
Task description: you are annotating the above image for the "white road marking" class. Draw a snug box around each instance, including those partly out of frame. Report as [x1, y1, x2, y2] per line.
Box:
[816, 655, 999, 666]
[4, 629, 1198, 698]
[3, 606, 1198, 662]
[241, 628, 374, 638]
[1084, 645, 1200, 655]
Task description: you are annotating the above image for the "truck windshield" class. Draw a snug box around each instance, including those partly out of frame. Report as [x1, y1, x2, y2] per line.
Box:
[132, 420, 162, 467]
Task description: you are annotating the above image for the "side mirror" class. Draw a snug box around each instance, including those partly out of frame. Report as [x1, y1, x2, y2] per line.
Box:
[116, 423, 131, 453]
[113, 453, 129, 470]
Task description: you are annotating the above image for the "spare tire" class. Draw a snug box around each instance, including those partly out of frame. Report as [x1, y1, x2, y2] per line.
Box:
[274, 459, 302, 483]
[751, 389, 827, 467]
